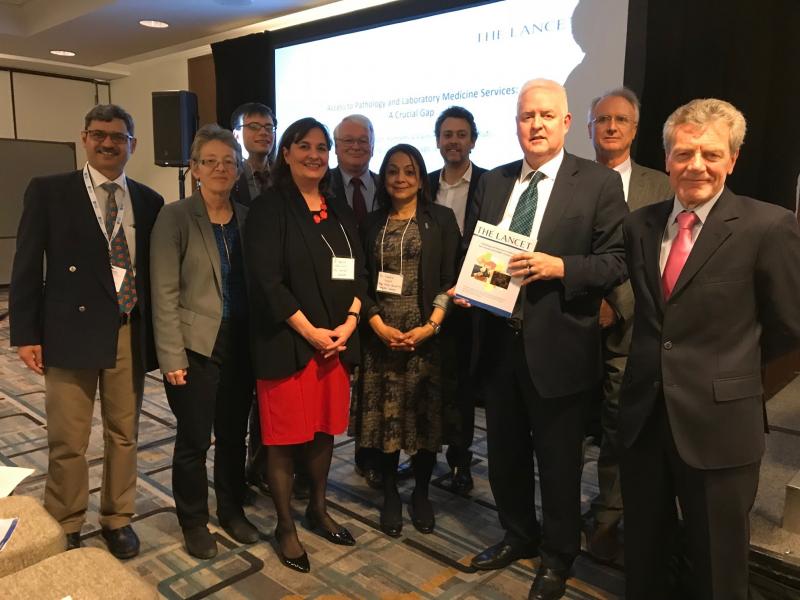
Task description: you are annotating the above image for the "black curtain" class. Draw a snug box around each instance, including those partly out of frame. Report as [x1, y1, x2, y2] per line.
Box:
[633, 0, 800, 210]
[211, 32, 275, 130]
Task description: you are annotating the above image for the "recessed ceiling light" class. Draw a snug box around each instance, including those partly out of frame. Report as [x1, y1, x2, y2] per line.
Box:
[139, 19, 169, 29]
[50, 50, 76, 57]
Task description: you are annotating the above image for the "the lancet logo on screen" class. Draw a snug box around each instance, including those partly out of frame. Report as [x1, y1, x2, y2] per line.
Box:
[275, 0, 629, 167]
[477, 18, 567, 43]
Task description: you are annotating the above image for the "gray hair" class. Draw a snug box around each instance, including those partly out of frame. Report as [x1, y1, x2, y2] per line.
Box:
[517, 79, 569, 115]
[334, 114, 375, 145]
[84, 104, 134, 136]
[190, 123, 243, 167]
[663, 98, 747, 154]
[588, 87, 641, 124]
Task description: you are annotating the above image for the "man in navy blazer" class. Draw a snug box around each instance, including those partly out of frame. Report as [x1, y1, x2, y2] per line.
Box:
[9, 104, 163, 558]
[461, 79, 627, 600]
[619, 98, 800, 600]
[428, 106, 487, 494]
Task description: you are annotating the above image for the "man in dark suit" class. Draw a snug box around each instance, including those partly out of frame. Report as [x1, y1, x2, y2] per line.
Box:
[330, 114, 383, 486]
[583, 87, 672, 561]
[330, 114, 380, 228]
[620, 98, 800, 600]
[9, 104, 164, 558]
[230, 102, 276, 206]
[428, 106, 487, 494]
[461, 79, 628, 600]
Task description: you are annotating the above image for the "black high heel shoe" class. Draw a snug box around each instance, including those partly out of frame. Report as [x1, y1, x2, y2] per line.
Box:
[273, 527, 310, 573]
[303, 510, 356, 546]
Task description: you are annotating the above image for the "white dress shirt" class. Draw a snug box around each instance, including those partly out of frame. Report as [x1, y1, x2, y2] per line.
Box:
[498, 149, 565, 243]
[659, 189, 723, 274]
[435, 162, 472, 233]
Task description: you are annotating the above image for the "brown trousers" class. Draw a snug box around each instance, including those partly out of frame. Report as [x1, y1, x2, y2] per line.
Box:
[43, 321, 144, 533]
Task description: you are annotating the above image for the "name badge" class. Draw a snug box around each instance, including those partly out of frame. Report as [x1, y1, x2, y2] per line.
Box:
[331, 257, 355, 280]
[376, 271, 403, 295]
[111, 265, 127, 292]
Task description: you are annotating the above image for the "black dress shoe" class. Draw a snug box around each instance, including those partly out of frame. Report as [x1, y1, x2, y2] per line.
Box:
[220, 516, 260, 544]
[303, 511, 356, 546]
[273, 528, 310, 573]
[356, 465, 384, 490]
[65, 532, 81, 551]
[408, 491, 435, 534]
[529, 566, 567, 600]
[182, 526, 218, 559]
[101, 525, 140, 559]
[448, 466, 474, 495]
[471, 540, 539, 570]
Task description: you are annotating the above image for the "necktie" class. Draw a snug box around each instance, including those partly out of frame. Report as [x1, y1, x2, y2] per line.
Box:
[509, 171, 546, 235]
[661, 210, 699, 299]
[101, 182, 137, 314]
[351, 176, 368, 226]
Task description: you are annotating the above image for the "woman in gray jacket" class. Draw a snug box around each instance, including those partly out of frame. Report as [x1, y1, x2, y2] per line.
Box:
[151, 124, 256, 559]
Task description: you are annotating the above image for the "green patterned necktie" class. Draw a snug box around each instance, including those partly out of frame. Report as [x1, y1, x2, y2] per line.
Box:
[509, 170, 546, 235]
[101, 182, 137, 315]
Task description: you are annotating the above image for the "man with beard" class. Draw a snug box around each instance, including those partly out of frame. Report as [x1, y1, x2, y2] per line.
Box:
[10, 104, 163, 558]
[428, 106, 486, 493]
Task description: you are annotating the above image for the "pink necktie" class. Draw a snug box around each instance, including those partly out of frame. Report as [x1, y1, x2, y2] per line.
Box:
[662, 211, 698, 299]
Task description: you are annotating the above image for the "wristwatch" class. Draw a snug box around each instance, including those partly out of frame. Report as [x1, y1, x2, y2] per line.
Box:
[426, 319, 441, 335]
[347, 311, 361, 325]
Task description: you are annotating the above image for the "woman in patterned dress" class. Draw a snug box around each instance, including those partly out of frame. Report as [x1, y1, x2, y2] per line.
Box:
[351, 144, 460, 536]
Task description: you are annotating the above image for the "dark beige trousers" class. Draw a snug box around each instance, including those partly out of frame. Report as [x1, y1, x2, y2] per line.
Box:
[43, 321, 144, 533]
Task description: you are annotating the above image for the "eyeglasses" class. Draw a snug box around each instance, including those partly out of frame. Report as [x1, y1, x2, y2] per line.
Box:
[591, 115, 636, 127]
[335, 137, 371, 148]
[83, 129, 133, 144]
[197, 158, 238, 171]
[241, 122, 277, 133]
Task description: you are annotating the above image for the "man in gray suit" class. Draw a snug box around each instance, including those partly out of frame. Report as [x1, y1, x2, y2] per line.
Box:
[583, 87, 672, 561]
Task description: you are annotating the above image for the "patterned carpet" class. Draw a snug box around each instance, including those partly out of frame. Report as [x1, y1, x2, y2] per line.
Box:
[0, 292, 624, 599]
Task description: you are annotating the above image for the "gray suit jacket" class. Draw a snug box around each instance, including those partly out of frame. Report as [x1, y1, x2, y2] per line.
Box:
[604, 162, 672, 357]
[150, 190, 248, 373]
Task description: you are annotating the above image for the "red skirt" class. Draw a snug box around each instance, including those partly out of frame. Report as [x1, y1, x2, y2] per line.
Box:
[257, 354, 350, 445]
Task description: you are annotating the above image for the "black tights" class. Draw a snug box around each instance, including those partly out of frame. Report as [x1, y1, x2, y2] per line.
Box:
[380, 449, 436, 519]
[268, 433, 339, 558]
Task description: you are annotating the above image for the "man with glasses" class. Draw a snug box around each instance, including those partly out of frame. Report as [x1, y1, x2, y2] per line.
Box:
[331, 114, 379, 227]
[9, 104, 164, 558]
[584, 87, 672, 562]
[231, 102, 277, 206]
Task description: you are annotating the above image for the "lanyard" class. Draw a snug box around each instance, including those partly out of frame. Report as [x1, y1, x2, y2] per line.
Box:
[83, 164, 125, 252]
[380, 213, 413, 275]
[319, 222, 354, 259]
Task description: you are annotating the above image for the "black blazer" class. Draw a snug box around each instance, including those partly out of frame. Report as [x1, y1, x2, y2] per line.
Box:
[10, 170, 164, 371]
[330, 166, 380, 213]
[428, 162, 487, 226]
[620, 189, 800, 469]
[464, 152, 628, 398]
[245, 181, 367, 380]
[360, 202, 461, 320]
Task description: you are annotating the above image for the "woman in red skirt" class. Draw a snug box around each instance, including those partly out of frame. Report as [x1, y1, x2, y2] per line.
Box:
[244, 117, 366, 573]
